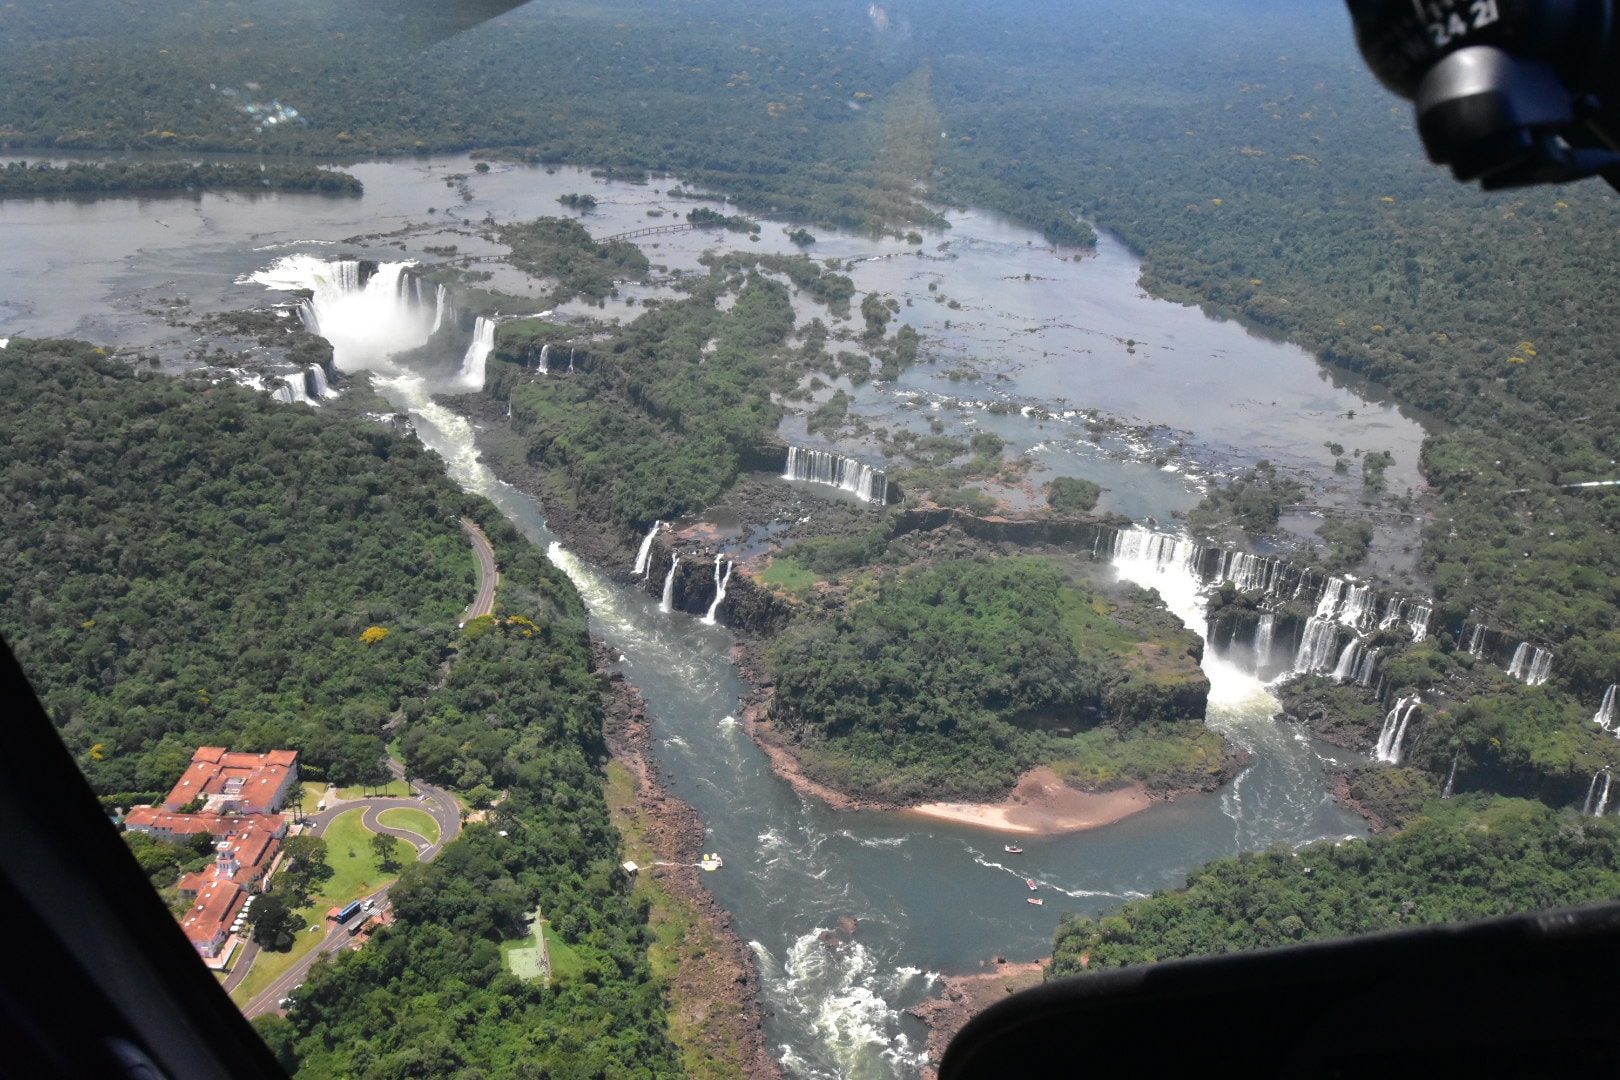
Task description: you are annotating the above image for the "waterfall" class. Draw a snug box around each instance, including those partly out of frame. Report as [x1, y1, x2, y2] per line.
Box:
[431, 282, 450, 334]
[1339, 582, 1376, 631]
[538, 344, 550, 374]
[783, 446, 889, 504]
[1374, 694, 1420, 764]
[702, 554, 734, 626]
[248, 256, 439, 375]
[1330, 639, 1364, 684]
[1094, 526, 1440, 683]
[567, 347, 575, 373]
[1255, 613, 1276, 670]
[659, 556, 680, 614]
[1583, 769, 1612, 816]
[1507, 643, 1553, 685]
[506, 398, 513, 418]
[1314, 577, 1347, 621]
[459, 316, 496, 389]
[1441, 750, 1459, 798]
[632, 521, 663, 578]
[276, 373, 311, 405]
[307, 363, 333, 399]
[1215, 551, 1282, 595]
[1467, 623, 1486, 654]
[1355, 646, 1380, 688]
[1293, 617, 1341, 675]
[1378, 598, 1404, 631]
[1595, 685, 1618, 730]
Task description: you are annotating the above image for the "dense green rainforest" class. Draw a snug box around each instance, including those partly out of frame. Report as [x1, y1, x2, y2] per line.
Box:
[6, 0, 1620, 1053]
[0, 343, 679, 1076]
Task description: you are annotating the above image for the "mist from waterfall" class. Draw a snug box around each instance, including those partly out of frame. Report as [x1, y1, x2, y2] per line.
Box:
[250, 256, 437, 375]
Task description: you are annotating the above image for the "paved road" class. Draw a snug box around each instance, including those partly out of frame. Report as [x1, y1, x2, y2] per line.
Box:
[459, 517, 498, 622]
[236, 764, 462, 1018]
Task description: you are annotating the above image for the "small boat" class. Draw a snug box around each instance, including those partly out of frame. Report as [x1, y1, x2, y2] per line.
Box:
[1003, 845, 1023, 854]
[1026, 878, 1038, 891]
[1027, 897, 1044, 906]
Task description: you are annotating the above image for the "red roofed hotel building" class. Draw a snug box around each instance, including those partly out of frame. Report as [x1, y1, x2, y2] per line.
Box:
[125, 808, 287, 889]
[162, 746, 298, 815]
[144, 747, 300, 962]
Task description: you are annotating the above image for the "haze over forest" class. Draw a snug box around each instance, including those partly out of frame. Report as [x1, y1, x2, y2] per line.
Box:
[4, 1, 1620, 1076]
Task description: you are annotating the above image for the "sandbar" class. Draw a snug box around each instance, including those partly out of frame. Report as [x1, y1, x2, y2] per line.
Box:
[906, 767, 1152, 835]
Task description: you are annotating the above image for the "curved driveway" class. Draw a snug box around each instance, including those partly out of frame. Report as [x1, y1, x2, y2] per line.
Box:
[236, 763, 462, 1018]
[459, 517, 498, 622]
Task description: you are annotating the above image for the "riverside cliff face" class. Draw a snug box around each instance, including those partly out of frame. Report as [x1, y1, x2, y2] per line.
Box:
[639, 538, 793, 637]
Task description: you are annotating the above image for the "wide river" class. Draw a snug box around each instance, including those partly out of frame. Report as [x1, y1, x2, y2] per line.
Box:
[1, 155, 1420, 1077]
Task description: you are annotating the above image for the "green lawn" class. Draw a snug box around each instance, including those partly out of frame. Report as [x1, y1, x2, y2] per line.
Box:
[336, 779, 412, 799]
[228, 810, 414, 1006]
[540, 922, 585, 979]
[377, 806, 440, 846]
[757, 556, 817, 592]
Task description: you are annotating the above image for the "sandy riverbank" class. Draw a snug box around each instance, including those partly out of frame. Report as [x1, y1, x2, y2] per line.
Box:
[907, 767, 1153, 835]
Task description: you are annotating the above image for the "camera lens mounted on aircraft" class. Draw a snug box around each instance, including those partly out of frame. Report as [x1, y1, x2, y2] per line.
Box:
[1346, 0, 1620, 189]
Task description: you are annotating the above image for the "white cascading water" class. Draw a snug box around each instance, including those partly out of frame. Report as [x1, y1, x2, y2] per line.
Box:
[632, 521, 663, 578]
[1374, 694, 1420, 764]
[1378, 598, 1403, 631]
[1255, 612, 1276, 671]
[783, 446, 888, 504]
[1441, 749, 1460, 798]
[538, 343, 550, 374]
[1293, 617, 1342, 675]
[1595, 684, 1618, 730]
[459, 317, 496, 389]
[1110, 527, 1361, 851]
[568, 347, 575, 373]
[1407, 604, 1431, 642]
[1330, 639, 1364, 684]
[1583, 769, 1612, 816]
[1466, 623, 1486, 654]
[250, 256, 436, 375]
[1355, 647, 1380, 688]
[1339, 582, 1376, 631]
[702, 555, 734, 626]
[1213, 550, 1281, 594]
[307, 363, 333, 399]
[1527, 646, 1553, 686]
[431, 282, 450, 334]
[275, 373, 311, 405]
[660, 556, 680, 614]
[1507, 642, 1554, 686]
